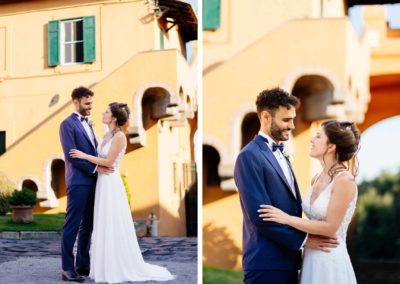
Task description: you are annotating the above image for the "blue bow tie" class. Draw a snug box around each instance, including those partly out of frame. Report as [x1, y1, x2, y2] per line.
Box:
[75, 113, 88, 123]
[258, 135, 284, 152]
[272, 143, 284, 152]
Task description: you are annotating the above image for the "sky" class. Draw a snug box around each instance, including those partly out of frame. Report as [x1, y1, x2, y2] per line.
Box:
[185, 0, 197, 61]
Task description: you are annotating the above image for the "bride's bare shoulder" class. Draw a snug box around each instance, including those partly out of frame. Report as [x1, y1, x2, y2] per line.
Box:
[332, 171, 357, 196]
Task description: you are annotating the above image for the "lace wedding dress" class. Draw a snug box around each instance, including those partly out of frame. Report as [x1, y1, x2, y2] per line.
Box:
[300, 171, 357, 284]
[89, 135, 174, 283]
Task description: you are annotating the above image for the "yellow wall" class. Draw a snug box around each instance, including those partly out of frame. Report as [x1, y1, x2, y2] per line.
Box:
[203, 0, 346, 70]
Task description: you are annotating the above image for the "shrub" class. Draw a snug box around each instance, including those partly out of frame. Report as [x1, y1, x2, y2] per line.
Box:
[9, 188, 37, 207]
[0, 172, 17, 215]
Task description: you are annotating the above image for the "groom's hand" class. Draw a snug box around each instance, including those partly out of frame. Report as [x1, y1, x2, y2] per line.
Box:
[305, 235, 339, 252]
[96, 166, 114, 175]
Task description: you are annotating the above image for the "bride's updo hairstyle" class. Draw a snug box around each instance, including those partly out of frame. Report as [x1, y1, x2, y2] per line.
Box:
[109, 102, 130, 127]
[321, 120, 361, 179]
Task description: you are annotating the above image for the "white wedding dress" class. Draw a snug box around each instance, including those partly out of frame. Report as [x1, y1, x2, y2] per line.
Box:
[89, 135, 174, 283]
[300, 171, 357, 284]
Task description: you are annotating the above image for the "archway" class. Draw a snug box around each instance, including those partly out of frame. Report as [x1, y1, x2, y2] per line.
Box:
[241, 112, 259, 149]
[50, 159, 66, 200]
[21, 179, 41, 211]
[292, 74, 336, 136]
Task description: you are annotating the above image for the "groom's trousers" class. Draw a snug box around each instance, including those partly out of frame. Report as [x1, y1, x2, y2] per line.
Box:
[244, 269, 298, 284]
[61, 184, 95, 271]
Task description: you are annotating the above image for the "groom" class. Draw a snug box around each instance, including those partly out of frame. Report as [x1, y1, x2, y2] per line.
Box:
[234, 88, 337, 284]
[59, 86, 112, 282]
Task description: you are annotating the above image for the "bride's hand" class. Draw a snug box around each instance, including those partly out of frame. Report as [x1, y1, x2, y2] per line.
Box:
[69, 149, 87, 160]
[258, 205, 291, 225]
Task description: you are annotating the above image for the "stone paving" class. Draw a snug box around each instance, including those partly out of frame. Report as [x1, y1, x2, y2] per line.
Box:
[0, 237, 198, 284]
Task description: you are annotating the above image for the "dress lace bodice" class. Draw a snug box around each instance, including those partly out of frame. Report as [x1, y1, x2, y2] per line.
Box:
[97, 134, 127, 170]
[301, 171, 357, 241]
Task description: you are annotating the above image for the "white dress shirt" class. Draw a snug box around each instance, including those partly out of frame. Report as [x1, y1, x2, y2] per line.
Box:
[258, 131, 296, 198]
[74, 111, 97, 173]
[74, 111, 96, 148]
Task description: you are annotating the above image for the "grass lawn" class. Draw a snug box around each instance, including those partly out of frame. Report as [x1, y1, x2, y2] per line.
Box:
[0, 213, 65, 232]
[203, 266, 243, 284]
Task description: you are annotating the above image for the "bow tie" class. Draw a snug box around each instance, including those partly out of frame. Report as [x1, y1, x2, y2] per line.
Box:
[258, 135, 284, 152]
[272, 143, 284, 152]
[74, 113, 88, 123]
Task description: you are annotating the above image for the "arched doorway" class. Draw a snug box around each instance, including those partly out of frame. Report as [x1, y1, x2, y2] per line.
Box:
[51, 159, 66, 200]
[241, 112, 260, 149]
[292, 74, 336, 136]
[21, 179, 40, 211]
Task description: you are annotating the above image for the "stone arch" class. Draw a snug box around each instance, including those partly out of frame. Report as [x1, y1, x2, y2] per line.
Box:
[130, 82, 179, 146]
[17, 175, 41, 192]
[203, 145, 221, 187]
[21, 179, 38, 192]
[203, 134, 228, 177]
[230, 103, 257, 162]
[241, 112, 260, 149]
[40, 154, 65, 208]
[358, 74, 400, 132]
[281, 66, 343, 102]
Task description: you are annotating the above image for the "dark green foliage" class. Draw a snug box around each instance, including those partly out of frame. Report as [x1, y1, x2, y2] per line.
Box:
[356, 170, 400, 259]
[9, 188, 37, 207]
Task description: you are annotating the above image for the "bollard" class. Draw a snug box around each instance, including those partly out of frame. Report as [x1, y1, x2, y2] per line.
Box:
[147, 212, 159, 237]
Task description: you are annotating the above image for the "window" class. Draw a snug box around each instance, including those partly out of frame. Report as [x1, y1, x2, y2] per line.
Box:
[203, 0, 221, 30]
[48, 16, 95, 66]
[0, 131, 5, 156]
[61, 19, 84, 64]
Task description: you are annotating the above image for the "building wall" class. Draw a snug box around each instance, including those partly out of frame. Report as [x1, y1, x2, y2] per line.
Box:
[203, 0, 346, 70]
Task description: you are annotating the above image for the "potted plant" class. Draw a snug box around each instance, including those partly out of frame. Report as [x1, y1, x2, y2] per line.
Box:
[9, 188, 36, 223]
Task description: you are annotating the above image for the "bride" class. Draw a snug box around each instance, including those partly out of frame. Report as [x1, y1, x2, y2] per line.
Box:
[70, 102, 174, 283]
[258, 120, 360, 284]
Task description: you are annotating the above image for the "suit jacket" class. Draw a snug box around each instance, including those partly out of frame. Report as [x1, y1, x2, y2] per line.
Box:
[234, 135, 307, 271]
[59, 113, 98, 188]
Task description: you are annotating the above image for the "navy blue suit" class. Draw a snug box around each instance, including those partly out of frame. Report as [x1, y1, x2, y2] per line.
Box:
[234, 135, 307, 284]
[59, 113, 98, 271]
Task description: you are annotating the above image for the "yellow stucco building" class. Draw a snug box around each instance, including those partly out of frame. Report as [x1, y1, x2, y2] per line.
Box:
[203, 0, 400, 270]
[0, 0, 198, 236]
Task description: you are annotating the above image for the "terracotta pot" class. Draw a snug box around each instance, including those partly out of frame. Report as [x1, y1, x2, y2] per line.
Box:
[10, 205, 34, 223]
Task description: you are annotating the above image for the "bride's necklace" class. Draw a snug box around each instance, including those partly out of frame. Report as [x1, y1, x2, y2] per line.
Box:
[110, 127, 121, 137]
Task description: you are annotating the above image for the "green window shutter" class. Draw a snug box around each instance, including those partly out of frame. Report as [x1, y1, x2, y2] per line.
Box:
[83, 16, 96, 63]
[160, 29, 164, 50]
[203, 0, 221, 30]
[48, 20, 60, 66]
[0, 131, 5, 156]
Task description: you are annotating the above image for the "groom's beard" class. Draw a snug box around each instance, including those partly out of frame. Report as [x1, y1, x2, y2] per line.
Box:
[270, 119, 291, 142]
[78, 107, 92, 117]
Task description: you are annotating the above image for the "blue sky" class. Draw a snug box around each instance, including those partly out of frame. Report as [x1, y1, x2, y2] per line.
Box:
[356, 116, 400, 182]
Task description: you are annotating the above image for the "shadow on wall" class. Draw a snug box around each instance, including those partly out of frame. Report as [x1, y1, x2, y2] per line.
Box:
[203, 222, 242, 270]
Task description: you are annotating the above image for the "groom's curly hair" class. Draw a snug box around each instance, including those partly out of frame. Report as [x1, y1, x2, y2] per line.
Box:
[256, 87, 299, 116]
[71, 86, 94, 101]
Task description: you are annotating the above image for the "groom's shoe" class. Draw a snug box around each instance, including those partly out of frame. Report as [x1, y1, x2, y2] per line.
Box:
[76, 267, 90, 277]
[62, 270, 85, 282]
